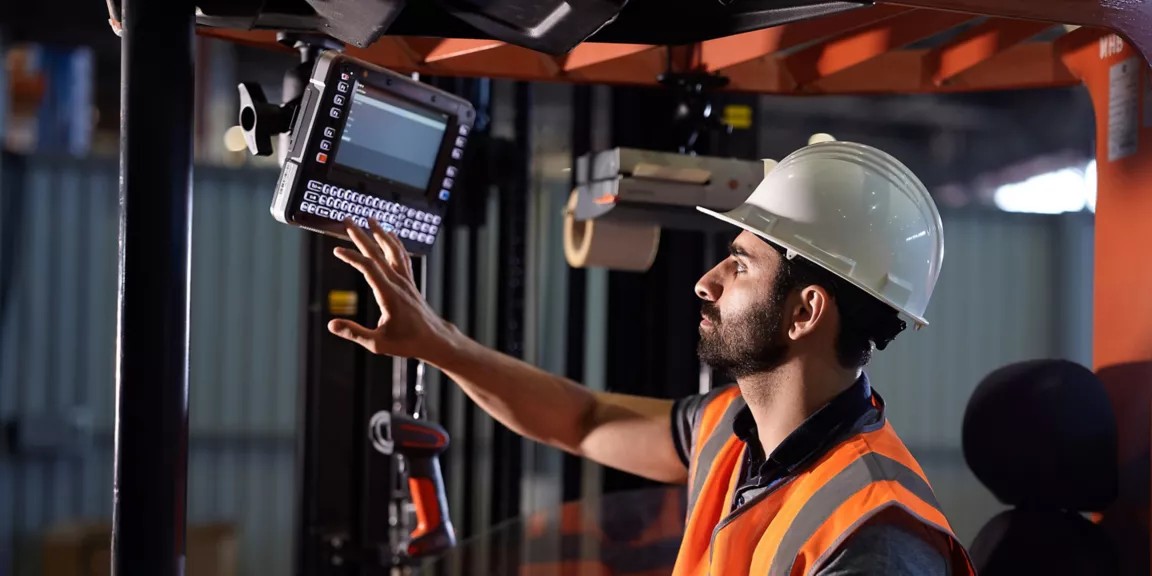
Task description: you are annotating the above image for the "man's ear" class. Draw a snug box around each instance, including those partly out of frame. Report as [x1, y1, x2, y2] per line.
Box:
[788, 285, 833, 341]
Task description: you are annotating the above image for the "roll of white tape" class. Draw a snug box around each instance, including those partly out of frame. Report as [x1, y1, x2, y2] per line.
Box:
[563, 190, 661, 272]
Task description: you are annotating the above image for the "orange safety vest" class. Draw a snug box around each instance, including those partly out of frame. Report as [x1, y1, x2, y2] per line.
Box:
[672, 386, 976, 576]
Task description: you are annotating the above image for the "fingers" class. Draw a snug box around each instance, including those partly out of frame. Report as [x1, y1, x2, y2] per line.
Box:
[328, 318, 378, 350]
[344, 219, 387, 264]
[343, 218, 413, 282]
[332, 246, 394, 312]
[367, 218, 415, 281]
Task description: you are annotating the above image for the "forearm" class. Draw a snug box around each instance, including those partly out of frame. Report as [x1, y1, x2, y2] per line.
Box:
[424, 321, 598, 455]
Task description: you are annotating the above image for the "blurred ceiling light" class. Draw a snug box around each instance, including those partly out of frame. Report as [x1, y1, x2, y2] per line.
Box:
[223, 125, 248, 153]
[1084, 160, 1097, 213]
[993, 161, 1095, 214]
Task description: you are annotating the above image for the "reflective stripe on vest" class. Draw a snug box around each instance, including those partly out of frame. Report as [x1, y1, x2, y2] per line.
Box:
[674, 389, 976, 576]
[687, 386, 745, 514]
[769, 452, 950, 575]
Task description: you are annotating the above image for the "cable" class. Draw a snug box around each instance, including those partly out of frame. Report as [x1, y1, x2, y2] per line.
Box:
[0, 153, 26, 340]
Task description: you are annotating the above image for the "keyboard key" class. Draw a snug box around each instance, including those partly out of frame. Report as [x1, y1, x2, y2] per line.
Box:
[429, 225, 438, 235]
[432, 215, 441, 225]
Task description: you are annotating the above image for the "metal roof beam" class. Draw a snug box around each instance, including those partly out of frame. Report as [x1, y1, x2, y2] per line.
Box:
[925, 19, 1057, 86]
[695, 4, 912, 71]
[779, 9, 979, 88]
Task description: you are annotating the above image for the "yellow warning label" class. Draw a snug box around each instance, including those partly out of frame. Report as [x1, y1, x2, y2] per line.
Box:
[722, 105, 753, 130]
[328, 290, 359, 316]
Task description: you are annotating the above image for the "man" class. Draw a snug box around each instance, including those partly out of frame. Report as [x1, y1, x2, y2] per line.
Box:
[328, 140, 976, 575]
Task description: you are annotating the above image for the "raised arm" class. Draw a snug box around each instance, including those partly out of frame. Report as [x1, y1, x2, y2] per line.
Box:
[327, 219, 688, 484]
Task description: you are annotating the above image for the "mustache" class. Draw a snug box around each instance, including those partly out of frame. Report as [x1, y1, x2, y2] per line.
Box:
[701, 302, 720, 323]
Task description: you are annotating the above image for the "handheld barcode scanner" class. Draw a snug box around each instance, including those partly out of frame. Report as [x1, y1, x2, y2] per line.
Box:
[370, 411, 456, 558]
[238, 44, 463, 565]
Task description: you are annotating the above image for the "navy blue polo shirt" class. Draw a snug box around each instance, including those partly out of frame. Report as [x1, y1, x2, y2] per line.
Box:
[727, 374, 874, 510]
[670, 373, 957, 575]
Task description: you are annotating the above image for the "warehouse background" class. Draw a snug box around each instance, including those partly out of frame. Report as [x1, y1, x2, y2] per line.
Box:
[0, 5, 1103, 575]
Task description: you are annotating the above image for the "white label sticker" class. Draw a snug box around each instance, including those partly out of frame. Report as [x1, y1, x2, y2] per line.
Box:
[1109, 56, 1140, 161]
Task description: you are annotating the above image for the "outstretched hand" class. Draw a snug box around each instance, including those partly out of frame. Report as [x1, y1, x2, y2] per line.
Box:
[327, 218, 450, 359]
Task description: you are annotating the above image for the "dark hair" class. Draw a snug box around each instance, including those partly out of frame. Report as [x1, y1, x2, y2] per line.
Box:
[770, 246, 907, 370]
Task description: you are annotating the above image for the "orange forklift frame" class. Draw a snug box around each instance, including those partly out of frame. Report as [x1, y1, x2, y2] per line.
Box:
[198, 0, 1152, 569]
[106, 1, 1151, 574]
[207, 0, 1152, 566]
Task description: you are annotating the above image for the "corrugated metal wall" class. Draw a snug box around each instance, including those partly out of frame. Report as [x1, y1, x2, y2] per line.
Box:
[870, 210, 1090, 446]
[867, 209, 1095, 543]
[0, 154, 298, 576]
[0, 151, 1096, 573]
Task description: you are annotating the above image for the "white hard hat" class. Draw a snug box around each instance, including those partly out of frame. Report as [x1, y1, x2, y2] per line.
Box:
[697, 140, 943, 328]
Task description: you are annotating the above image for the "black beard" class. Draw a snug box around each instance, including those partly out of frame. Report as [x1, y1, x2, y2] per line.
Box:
[696, 294, 789, 380]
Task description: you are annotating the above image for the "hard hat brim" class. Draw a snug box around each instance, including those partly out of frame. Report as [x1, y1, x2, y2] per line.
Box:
[695, 205, 930, 329]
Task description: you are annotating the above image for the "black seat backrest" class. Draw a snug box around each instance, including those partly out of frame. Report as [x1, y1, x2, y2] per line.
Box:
[963, 359, 1119, 576]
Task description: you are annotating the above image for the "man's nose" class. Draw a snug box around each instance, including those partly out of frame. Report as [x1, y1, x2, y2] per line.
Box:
[695, 267, 722, 301]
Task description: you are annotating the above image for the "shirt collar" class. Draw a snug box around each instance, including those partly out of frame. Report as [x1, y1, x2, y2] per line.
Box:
[732, 373, 877, 476]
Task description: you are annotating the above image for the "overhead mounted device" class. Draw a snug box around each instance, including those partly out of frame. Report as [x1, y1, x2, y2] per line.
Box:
[108, 0, 871, 55]
[564, 147, 770, 271]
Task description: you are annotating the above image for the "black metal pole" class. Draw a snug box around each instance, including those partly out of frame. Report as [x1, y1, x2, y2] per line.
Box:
[111, 0, 195, 574]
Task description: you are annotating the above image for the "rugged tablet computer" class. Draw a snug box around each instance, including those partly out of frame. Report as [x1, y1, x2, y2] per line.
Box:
[269, 51, 476, 255]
